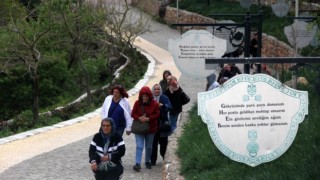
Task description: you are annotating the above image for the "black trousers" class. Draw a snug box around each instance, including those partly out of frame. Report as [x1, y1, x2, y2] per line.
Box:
[151, 131, 168, 164]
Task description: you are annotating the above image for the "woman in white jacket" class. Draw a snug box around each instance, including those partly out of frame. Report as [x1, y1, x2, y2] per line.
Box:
[101, 85, 132, 136]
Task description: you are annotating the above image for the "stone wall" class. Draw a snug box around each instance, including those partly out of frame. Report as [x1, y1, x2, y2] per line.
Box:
[164, 7, 216, 26]
[261, 33, 296, 57]
[131, 0, 161, 16]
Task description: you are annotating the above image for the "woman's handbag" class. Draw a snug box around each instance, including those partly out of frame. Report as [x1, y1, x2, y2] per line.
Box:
[159, 119, 171, 132]
[131, 120, 149, 134]
[97, 139, 117, 172]
[181, 91, 190, 105]
[97, 161, 117, 172]
[131, 105, 149, 134]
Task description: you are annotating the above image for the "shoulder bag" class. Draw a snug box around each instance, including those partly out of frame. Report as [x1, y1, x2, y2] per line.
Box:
[181, 91, 190, 105]
[131, 105, 149, 134]
[159, 119, 171, 132]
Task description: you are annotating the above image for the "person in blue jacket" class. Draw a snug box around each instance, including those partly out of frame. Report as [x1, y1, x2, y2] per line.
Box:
[150, 84, 172, 165]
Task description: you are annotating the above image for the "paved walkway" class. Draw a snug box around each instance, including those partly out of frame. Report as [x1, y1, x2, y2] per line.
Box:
[0, 8, 198, 180]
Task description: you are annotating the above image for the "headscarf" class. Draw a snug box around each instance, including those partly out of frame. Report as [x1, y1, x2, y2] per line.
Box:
[98, 118, 117, 171]
[151, 84, 162, 102]
[100, 117, 116, 144]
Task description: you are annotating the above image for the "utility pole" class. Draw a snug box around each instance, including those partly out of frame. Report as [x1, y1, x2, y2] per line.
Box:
[244, 12, 252, 74]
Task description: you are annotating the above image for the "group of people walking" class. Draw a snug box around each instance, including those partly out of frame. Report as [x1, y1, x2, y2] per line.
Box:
[206, 64, 242, 91]
[88, 70, 190, 180]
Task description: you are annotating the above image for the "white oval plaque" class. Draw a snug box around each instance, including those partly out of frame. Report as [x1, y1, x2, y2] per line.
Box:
[284, 21, 317, 48]
[198, 74, 308, 167]
[168, 30, 226, 79]
[271, 0, 289, 17]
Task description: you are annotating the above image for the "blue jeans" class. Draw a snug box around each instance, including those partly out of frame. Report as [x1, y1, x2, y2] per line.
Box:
[135, 133, 155, 164]
[169, 114, 179, 133]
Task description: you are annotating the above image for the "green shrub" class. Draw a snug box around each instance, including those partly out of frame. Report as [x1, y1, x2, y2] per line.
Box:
[116, 49, 148, 88]
[0, 126, 13, 137]
[10, 110, 34, 133]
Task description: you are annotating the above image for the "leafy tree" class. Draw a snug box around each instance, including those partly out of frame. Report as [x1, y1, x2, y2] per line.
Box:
[104, 0, 150, 51]
[0, 1, 52, 125]
[19, 0, 41, 20]
[42, 0, 110, 104]
[0, 0, 26, 26]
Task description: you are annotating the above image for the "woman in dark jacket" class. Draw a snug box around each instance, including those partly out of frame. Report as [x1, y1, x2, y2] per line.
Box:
[151, 84, 172, 165]
[89, 117, 125, 180]
[131, 86, 160, 171]
[164, 76, 190, 133]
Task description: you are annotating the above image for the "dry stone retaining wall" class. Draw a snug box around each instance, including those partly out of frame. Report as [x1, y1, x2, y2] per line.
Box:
[131, 0, 161, 16]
